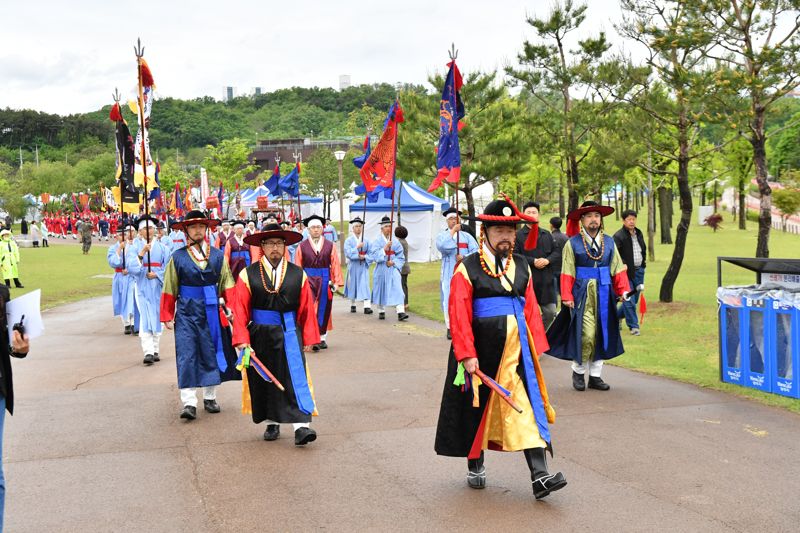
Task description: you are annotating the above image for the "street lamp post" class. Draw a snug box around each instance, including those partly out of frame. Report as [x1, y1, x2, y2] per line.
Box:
[334, 150, 347, 262]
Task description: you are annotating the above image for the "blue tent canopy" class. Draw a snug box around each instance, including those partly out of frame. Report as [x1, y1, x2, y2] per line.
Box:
[349, 181, 449, 212]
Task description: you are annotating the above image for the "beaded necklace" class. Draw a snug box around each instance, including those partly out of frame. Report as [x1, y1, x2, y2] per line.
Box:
[258, 258, 286, 295]
[582, 229, 605, 261]
[477, 226, 515, 279]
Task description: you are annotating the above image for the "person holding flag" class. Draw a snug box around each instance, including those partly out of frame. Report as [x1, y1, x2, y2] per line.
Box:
[369, 216, 407, 321]
[344, 217, 373, 314]
[436, 208, 478, 339]
[107, 224, 138, 334]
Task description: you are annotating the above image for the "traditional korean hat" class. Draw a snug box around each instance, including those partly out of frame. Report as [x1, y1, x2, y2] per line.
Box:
[135, 215, 159, 231]
[171, 210, 221, 231]
[566, 200, 614, 237]
[231, 219, 246, 228]
[349, 217, 364, 225]
[466, 194, 539, 250]
[244, 223, 303, 247]
[442, 207, 462, 219]
[379, 216, 392, 227]
[303, 214, 325, 227]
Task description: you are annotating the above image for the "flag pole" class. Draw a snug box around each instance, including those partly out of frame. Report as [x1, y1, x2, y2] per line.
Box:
[361, 127, 371, 243]
[448, 43, 461, 256]
[111, 87, 122, 216]
[275, 153, 284, 221]
[134, 38, 152, 272]
[293, 149, 302, 223]
[388, 100, 399, 236]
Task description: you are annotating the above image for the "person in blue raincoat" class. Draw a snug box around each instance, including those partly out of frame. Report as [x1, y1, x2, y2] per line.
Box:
[160, 210, 238, 421]
[344, 217, 373, 314]
[369, 216, 408, 321]
[107, 224, 139, 335]
[128, 216, 170, 366]
[436, 208, 478, 339]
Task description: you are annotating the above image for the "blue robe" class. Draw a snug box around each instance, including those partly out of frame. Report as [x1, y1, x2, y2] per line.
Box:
[436, 229, 478, 320]
[128, 241, 168, 335]
[369, 235, 405, 306]
[107, 243, 137, 320]
[344, 235, 372, 301]
[169, 230, 187, 250]
[159, 234, 173, 261]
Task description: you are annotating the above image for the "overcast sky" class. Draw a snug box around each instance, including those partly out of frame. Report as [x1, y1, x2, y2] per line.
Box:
[1, 0, 626, 115]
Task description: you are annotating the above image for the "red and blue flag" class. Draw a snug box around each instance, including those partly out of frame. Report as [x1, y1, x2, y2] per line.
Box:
[360, 101, 403, 192]
[428, 60, 464, 192]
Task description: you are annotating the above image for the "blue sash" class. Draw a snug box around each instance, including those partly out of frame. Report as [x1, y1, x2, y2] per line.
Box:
[179, 285, 227, 373]
[576, 265, 611, 351]
[252, 309, 315, 415]
[231, 250, 250, 266]
[472, 296, 550, 443]
[305, 267, 330, 328]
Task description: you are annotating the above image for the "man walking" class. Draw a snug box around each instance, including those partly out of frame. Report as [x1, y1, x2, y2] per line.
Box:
[613, 210, 646, 336]
[0, 231, 23, 289]
[370, 217, 408, 321]
[436, 208, 478, 339]
[435, 197, 566, 499]
[549, 216, 568, 303]
[232, 223, 321, 445]
[344, 217, 373, 314]
[547, 201, 631, 391]
[107, 224, 138, 334]
[79, 216, 93, 255]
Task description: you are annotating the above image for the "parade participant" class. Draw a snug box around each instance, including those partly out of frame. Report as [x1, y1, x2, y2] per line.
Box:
[160, 210, 238, 420]
[29, 221, 40, 248]
[224, 220, 251, 279]
[232, 223, 321, 445]
[294, 215, 343, 351]
[99, 216, 110, 241]
[395, 226, 411, 307]
[128, 216, 169, 365]
[107, 225, 138, 334]
[283, 220, 300, 262]
[215, 220, 232, 249]
[79, 217, 94, 255]
[547, 201, 631, 391]
[369, 216, 408, 321]
[168, 222, 187, 250]
[157, 222, 172, 259]
[436, 207, 478, 338]
[109, 215, 119, 237]
[515, 202, 560, 329]
[434, 196, 566, 499]
[247, 220, 257, 237]
[0, 283, 31, 529]
[613, 209, 646, 336]
[323, 217, 338, 242]
[40, 219, 49, 247]
[20, 219, 28, 239]
[549, 217, 568, 301]
[59, 214, 68, 239]
[70, 214, 78, 240]
[343, 217, 373, 314]
[0, 231, 23, 289]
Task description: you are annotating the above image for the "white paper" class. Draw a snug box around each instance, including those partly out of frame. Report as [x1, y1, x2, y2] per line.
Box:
[6, 289, 44, 340]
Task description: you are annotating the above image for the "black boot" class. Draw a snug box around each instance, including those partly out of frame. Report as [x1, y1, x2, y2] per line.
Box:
[467, 452, 486, 489]
[13, 279, 23, 288]
[264, 424, 280, 441]
[124, 325, 132, 335]
[588, 376, 610, 391]
[364, 307, 373, 315]
[350, 305, 357, 313]
[524, 448, 567, 500]
[446, 329, 452, 340]
[572, 371, 585, 391]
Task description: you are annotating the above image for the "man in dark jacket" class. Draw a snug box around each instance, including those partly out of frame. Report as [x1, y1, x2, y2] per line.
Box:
[613, 209, 646, 335]
[0, 285, 31, 527]
[515, 202, 560, 328]
[549, 217, 569, 302]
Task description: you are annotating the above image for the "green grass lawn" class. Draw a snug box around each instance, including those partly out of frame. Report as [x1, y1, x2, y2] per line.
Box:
[395, 211, 800, 413]
[10, 242, 112, 310]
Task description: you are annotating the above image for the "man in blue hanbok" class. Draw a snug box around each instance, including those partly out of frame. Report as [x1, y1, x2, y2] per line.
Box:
[107, 224, 138, 335]
[157, 221, 173, 259]
[129, 216, 170, 366]
[436, 207, 478, 339]
[370, 216, 408, 321]
[161, 210, 238, 421]
[344, 217, 373, 314]
[168, 222, 187, 250]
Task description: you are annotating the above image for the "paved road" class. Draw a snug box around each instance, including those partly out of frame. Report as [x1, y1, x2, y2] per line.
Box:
[5, 296, 800, 532]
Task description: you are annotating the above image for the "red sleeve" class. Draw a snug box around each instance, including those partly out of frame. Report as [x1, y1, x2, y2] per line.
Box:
[294, 245, 304, 267]
[159, 293, 177, 322]
[560, 273, 576, 303]
[231, 278, 252, 346]
[449, 268, 476, 361]
[613, 270, 631, 297]
[224, 241, 232, 261]
[298, 276, 321, 346]
[250, 245, 262, 263]
[523, 277, 549, 355]
[330, 247, 344, 286]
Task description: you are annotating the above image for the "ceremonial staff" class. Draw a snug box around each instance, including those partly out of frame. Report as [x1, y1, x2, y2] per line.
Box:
[275, 153, 284, 220]
[134, 38, 152, 272]
[293, 149, 302, 221]
[449, 44, 461, 256]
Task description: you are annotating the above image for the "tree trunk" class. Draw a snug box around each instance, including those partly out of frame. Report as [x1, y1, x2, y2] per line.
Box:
[558, 172, 565, 218]
[567, 154, 579, 212]
[658, 186, 672, 244]
[751, 132, 771, 257]
[659, 123, 693, 303]
[464, 185, 477, 233]
[614, 178, 620, 219]
[647, 173, 656, 262]
[738, 176, 746, 230]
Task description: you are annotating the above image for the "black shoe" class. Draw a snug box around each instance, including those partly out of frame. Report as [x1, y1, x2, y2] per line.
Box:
[312, 344, 320, 352]
[15, 284, 24, 288]
[364, 308, 373, 315]
[588, 376, 610, 391]
[124, 325, 132, 335]
[572, 371, 585, 391]
[350, 306, 357, 313]
[467, 454, 486, 489]
[319, 340, 328, 349]
[294, 427, 317, 446]
[398, 313, 409, 321]
[143, 353, 154, 365]
[132, 330, 139, 335]
[533, 472, 568, 500]
[180, 405, 197, 420]
[203, 399, 221, 413]
[153, 352, 160, 362]
[378, 312, 385, 320]
[264, 424, 280, 441]
[446, 329, 452, 340]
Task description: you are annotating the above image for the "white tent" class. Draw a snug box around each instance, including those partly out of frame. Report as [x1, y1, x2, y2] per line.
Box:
[348, 181, 450, 263]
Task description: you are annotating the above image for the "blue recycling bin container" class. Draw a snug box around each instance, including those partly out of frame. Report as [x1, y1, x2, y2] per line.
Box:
[768, 300, 799, 398]
[744, 295, 771, 392]
[719, 303, 745, 385]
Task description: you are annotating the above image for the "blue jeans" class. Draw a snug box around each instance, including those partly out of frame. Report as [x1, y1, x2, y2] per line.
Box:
[618, 267, 645, 330]
[0, 394, 5, 530]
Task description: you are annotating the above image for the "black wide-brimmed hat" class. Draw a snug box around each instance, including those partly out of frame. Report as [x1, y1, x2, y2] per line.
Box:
[465, 195, 536, 227]
[244, 223, 303, 247]
[171, 210, 221, 231]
